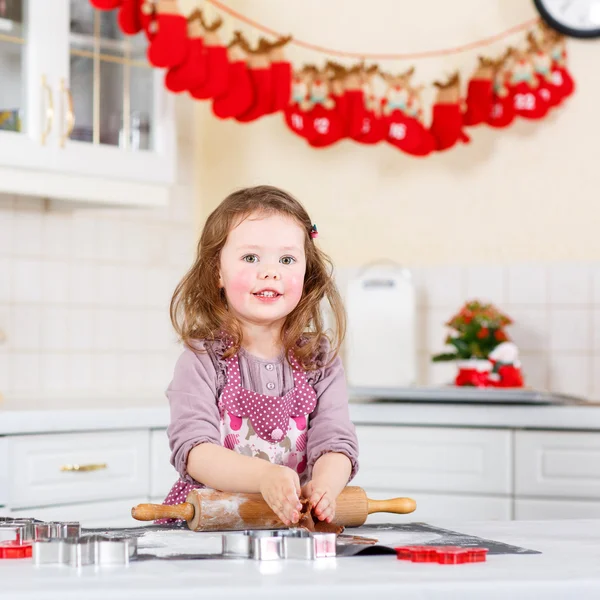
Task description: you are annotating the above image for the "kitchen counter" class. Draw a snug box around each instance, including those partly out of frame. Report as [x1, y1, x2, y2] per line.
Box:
[2, 394, 600, 435]
[2, 519, 600, 599]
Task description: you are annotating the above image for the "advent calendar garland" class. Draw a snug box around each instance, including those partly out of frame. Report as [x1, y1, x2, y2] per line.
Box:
[90, 0, 576, 157]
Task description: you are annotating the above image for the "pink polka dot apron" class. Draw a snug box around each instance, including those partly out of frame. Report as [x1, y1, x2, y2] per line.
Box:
[158, 350, 317, 522]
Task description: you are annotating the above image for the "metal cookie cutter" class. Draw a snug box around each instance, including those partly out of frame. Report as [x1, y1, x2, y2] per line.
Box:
[34, 535, 137, 567]
[0, 518, 81, 544]
[222, 529, 337, 561]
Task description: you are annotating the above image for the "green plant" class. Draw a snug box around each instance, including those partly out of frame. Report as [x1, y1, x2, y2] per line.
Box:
[431, 300, 513, 362]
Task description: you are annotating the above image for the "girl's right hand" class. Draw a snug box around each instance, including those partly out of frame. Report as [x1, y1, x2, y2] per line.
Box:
[259, 464, 302, 526]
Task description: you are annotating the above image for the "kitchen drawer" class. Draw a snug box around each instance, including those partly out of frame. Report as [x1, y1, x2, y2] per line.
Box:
[150, 428, 178, 498]
[8, 431, 150, 509]
[353, 426, 512, 495]
[515, 431, 600, 499]
[515, 498, 600, 520]
[362, 489, 511, 523]
[10, 498, 147, 528]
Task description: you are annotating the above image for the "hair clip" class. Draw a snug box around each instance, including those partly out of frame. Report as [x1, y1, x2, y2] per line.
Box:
[310, 224, 318, 239]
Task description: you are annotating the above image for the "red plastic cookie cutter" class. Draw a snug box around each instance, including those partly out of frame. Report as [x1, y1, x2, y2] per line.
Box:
[394, 545, 488, 564]
[0, 541, 33, 559]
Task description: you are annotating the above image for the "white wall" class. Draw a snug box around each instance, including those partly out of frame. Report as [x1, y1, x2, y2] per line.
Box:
[193, 0, 600, 266]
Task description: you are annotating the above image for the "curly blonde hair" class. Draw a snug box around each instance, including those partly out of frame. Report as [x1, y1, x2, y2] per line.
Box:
[170, 185, 346, 369]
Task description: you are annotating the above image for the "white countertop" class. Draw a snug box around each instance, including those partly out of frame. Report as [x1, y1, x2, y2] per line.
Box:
[2, 519, 600, 599]
[3, 393, 600, 434]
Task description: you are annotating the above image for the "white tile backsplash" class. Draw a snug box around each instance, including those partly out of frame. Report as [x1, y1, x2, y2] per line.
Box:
[548, 354, 591, 398]
[420, 266, 465, 308]
[465, 266, 507, 304]
[68, 308, 94, 351]
[41, 354, 71, 391]
[12, 259, 43, 303]
[13, 210, 43, 257]
[42, 261, 70, 304]
[505, 306, 549, 352]
[519, 353, 548, 391]
[548, 263, 591, 306]
[10, 306, 42, 350]
[10, 353, 41, 392]
[507, 264, 547, 305]
[69, 263, 96, 305]
[69, 352, 93, 391]
[591, 356, 600, 401]
[42, 212, 72, 259]
[0, 350, 8, 393]
[593, 266, 600, 306]
[549, 308, 591, 352]
[0, 259, 10, 302]
[593, 309, 600, 352]
[41, 307, 70, 351]
[412, 262, 600, 399]
[0, 210, 13, 255]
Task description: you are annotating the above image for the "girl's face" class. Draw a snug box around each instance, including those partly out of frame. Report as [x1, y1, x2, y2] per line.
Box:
[219, 212, 307, 329]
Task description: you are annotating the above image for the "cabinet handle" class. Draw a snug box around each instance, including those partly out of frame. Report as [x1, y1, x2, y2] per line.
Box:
[60, 79, 75, 148]
[40, 75, 54, 146]
[60, 463, 108, 472]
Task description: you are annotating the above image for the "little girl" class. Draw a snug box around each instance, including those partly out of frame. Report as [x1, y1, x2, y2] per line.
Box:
[162, 185, 358, 527]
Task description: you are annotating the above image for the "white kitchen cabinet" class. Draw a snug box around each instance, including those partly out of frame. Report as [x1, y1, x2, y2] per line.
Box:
[9, 498, 146, 528]
[0, 0, 175, 206]
[515, 430, 600, 500]
[514, 498, 600, 520]
[8, 430, 150, 509]
[150, 427, 178, 498]
[363, 489, 512, 523]
[352, 426, 513, 495]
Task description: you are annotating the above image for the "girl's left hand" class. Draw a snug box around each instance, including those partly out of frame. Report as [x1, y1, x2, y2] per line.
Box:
[301, 481, 336, 523]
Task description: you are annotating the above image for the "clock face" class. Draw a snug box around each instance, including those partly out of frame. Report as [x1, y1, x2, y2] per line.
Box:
[534, 0, 600, 38]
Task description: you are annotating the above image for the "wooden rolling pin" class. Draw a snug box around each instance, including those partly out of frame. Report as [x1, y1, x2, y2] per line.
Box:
[132, 486, 416, 532]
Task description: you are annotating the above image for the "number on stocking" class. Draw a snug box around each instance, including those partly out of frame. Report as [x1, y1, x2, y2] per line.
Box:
[389, 122, 407, 140]
[514, 93, 535, 112]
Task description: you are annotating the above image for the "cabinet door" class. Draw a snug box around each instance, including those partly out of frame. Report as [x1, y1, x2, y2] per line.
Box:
[363, 489, 512, 523]
[515, 498, 600, 520]
[48, 0, 175, 185]
[8, 430, 150, 509]
[0, 0, 58, 169]
[515, 431, 600, 499]
[352, 426, 513, 495]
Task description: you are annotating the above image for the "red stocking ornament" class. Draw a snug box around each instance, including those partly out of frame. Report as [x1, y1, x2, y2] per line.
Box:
[283, 67, 313, 142]
[429, 73, 470, 151]
[463, 57, 495, 127]
[118, 0, 142, 35]
[546, 30, 575, 100]
[486, 54, 516, 128]
[165, 10, 206, 93]
[147, 0, 188, 69]
[213, 34, 254, 119]
[189, 15, 228, 100]
[304, 68, 344, 147]
[91, 0, 122, 10]
[507, 50, 549, 120]
[382, 68, 434, 156]
[352, 65, 384, 145]
[266, 36, 292, 114]
[236, 37, 273, 123]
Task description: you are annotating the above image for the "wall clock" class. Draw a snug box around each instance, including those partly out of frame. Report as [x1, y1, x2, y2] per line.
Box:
[534, 0, 600, 38]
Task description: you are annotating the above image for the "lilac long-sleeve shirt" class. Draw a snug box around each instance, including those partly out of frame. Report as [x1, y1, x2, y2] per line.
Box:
[166, 337, 359, 485]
